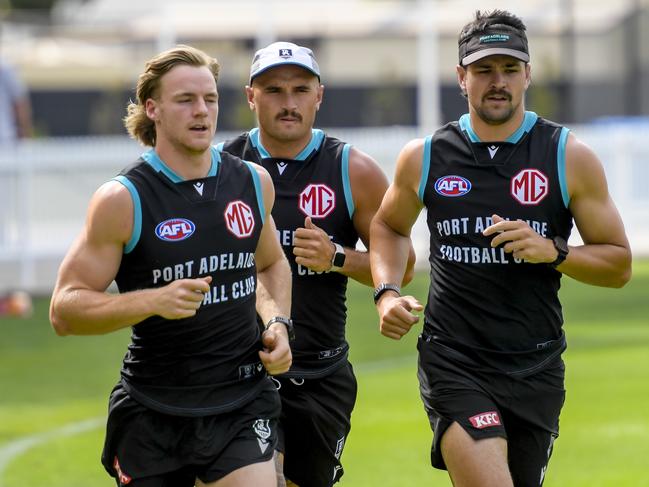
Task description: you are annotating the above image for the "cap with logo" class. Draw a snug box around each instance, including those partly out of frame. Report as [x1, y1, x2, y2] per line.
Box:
[249, 41, 321, 83]
[459, 30, 529, 67]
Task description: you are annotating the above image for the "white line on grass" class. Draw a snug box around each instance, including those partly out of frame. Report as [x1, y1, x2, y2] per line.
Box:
[0, 355, 417, 484]
[0, 417, 104, 486]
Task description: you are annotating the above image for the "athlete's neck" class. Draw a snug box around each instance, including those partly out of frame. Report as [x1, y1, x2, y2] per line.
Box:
[468, 108, 526, 142]
[258, 129, 313, 160]
[154, 142, 212, 180]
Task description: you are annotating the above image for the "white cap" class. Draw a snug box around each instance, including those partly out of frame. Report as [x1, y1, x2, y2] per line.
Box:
[249, 41, 320, 83]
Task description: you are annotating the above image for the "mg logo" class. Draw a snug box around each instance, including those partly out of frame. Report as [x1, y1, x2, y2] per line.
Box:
[225, 200, 255, 238]
[511, 169, 548, 205]
[469, 411, 502, 429]
[299, 184, 335, 218]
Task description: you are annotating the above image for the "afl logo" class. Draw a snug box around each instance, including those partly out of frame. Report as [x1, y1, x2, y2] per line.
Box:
[435, 175, 472, 197]
[225, 200, 255, 238]
[299, 183, 335, 218]
[155, 218, 195, 242]
[511, 169, 548, 205]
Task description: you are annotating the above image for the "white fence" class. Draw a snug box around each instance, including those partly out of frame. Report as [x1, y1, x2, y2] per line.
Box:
[1, 124, 647, 295]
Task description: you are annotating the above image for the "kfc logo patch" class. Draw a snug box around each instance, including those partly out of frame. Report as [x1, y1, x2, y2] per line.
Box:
[299, 184, 335, 218]
[225, 200, 255, 238]
[511, 169, 548, 205]
[469, 411, 502, 429]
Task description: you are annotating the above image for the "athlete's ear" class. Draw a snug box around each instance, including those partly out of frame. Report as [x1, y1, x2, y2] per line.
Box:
[245, 85, 255, 111]
[524, 63, 532, 90]
[145, 98, 159, 121]
[315, 84, 324, 111]
[456, 65, 467, 97]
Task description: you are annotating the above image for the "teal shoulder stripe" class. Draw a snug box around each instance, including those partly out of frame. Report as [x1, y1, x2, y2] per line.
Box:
[208, 147, 221, 177]
[214, 141, 225, 152]
[141, 149, 183, 182]
[418, 136, 433, 202]
[249, 128, 271, 159]
[506, 111, 538, 143]
[243, 161, 265, 225]
[557, 127, 571, 208]
[112, 175, 141, 254]
[341, 144, 354, 218]
[459, 114, 480, 142]
[295, 129, 325, 160]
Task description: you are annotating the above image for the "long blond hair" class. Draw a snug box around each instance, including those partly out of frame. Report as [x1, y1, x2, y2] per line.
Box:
[124, 45, 220, 147]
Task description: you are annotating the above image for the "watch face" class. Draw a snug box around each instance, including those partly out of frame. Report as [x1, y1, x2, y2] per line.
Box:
[333, 251, 346, 268]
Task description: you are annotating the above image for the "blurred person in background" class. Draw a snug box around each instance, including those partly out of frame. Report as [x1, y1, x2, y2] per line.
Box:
[0, 56, 34, 302]
[0, 290, 33, 317]
[370, 9, 631, 487]
[50, 44, 293, 487]
[0, 59, 33, 143]
[219, 41, 414, 487]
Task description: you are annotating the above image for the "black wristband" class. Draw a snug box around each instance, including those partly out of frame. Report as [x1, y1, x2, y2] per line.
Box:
[550, 236, 569, 268]
[265, 316, 295, 342]
[373, 283, 401, 304]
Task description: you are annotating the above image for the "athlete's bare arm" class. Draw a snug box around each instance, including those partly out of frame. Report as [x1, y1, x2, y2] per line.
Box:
[370, 139, 425, 340]
[49, 181, 211, 336]
[251, 164, 293, 375]
[483, 134, 631, 287]
[292, 147, 415, 287]
[559, 134, 631, 286]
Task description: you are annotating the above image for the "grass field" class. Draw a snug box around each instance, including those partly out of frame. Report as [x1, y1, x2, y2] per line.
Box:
[1, 261, 648, 486]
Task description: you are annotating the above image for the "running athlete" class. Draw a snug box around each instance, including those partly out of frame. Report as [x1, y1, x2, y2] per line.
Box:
[50, 45, 293, 487]
[369, 10, 631, 487]
[219, 41, 413, 487]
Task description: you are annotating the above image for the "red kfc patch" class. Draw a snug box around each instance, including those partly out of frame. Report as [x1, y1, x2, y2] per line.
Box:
[469, 411, 502, 429]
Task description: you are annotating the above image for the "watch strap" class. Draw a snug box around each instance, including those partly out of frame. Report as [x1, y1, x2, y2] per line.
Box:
[330, 242, 346, 270]
[265, 316, 295, 342]
[550, 236, 568, 268]
[373, 283, 401, 304]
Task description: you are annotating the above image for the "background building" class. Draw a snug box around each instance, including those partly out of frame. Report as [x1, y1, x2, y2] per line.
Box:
[1, 0, 648, 293]
[2, 0, 649, 136]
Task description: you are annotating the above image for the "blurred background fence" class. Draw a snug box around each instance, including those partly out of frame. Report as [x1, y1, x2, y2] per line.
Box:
[1, 122, 648, 295]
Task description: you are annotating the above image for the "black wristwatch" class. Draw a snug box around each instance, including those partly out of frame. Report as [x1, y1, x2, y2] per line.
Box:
[330, 242, 346, 271]
[550, 236, 569, 268]
[373, 283, 401, 304]
[265, 316, 296, 342]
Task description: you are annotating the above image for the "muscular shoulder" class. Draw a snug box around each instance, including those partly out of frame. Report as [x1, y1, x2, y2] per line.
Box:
[394, 138, 426, 190]
[565, 132, 608, 199]
[87, 180, 134, 245]
[348, 146, 388, 184]
[347, 146, 390, 209]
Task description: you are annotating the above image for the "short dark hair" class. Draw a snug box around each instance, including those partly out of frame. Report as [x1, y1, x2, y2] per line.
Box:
[459, 10, 528, 50]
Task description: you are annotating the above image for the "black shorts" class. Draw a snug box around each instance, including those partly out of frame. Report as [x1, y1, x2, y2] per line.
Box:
[101, 379, 281, 486]
[417, 335, 566, 487]
[275, 360, 357, 487]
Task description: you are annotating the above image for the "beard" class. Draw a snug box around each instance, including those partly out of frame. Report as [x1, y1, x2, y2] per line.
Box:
[474, 91, 517, 125]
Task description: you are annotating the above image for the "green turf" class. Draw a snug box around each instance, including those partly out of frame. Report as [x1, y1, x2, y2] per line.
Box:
[0, 261, 648, 486]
